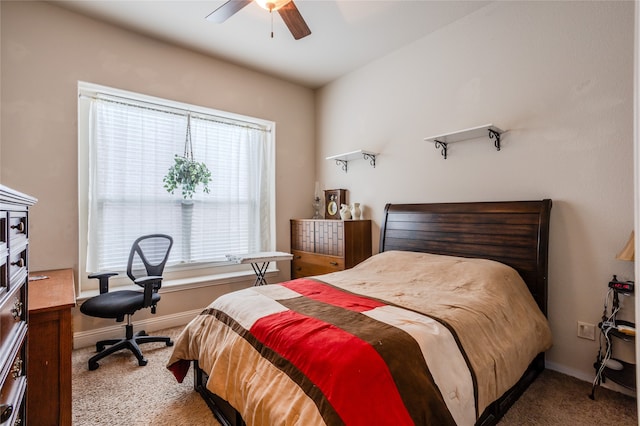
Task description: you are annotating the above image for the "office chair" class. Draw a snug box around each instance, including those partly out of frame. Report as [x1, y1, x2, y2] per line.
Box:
[81, 234, 174, 370]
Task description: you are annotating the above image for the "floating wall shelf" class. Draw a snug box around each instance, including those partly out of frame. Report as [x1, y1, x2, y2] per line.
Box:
[326, 149, 377, 173]
[423, 124, 504, 159]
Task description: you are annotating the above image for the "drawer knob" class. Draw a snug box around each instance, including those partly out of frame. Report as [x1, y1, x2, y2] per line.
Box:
[10, 222, 24, 233]
[10, 358, 22, 379]
[11, 300, 22, 321]
[0, 404, 12, 423]
[329, 262, 338, 266]
[10, 258, 24, 268]
[294, 255, 301, 259]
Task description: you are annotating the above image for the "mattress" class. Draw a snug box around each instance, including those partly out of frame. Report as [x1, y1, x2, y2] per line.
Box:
[168, 251, 553, 425]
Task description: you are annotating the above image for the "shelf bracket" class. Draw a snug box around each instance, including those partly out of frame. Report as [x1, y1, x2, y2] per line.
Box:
[362, 153, 376, 168]
[488, 129, 501, 151]
[334, 159, 348, 173]
[434, 140, 448, 159]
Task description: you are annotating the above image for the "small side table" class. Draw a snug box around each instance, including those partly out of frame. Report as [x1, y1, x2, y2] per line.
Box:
[227, 251, 293, 285]
[27, 268, 76, 426]
[590, 283, 636, 399]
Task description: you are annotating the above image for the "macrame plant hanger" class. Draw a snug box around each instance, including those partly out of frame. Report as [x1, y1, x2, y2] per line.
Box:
[183, 113, 194, 161]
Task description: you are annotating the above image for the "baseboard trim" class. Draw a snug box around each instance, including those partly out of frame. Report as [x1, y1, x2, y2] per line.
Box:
[73, 309, 201, 349]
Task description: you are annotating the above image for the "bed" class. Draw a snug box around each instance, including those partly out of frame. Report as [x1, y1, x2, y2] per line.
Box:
[167, 199, 553, 426]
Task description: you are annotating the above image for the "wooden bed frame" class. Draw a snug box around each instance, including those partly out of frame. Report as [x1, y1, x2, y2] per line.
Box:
[193, 199, 553, 426]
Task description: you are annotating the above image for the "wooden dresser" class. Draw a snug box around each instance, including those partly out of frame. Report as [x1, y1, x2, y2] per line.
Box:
[28, 268, 75, 426]
[0, 185, 36, 426]
[290, 219, 372, 279]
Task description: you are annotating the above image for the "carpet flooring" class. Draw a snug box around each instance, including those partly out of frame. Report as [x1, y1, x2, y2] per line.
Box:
[72, 326, 637, 425]
[72, 326, 219, 426]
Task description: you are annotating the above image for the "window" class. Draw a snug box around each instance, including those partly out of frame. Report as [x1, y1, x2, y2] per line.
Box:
[78, 82, 275, 293]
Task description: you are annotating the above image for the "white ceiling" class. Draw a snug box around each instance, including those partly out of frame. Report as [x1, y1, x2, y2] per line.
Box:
[51, 0, 490, 88]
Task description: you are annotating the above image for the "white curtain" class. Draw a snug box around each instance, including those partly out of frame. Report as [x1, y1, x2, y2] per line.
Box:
[86, 96, 273, 273]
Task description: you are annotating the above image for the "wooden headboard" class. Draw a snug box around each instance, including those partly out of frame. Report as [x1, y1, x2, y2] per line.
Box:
[379, 200, 552, 316]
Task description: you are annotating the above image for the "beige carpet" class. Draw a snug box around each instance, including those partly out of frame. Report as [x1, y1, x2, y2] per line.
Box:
[73, 326, 637, 425]
[72, 326, 220, 426]
[499, 368, 637, 426]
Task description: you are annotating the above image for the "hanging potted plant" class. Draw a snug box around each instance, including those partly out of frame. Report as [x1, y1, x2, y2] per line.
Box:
[163, 155, 211, 199]
[163, 115, 211, 199]
[163, 114, 211, 261]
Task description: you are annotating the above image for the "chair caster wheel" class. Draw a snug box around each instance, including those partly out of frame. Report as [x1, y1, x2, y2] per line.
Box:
[138, 358, 148, 366]
[89, 361, 99, 371]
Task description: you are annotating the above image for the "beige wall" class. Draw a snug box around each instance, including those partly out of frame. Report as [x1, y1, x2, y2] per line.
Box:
[1, 2, 315, 335]
[316, 1, 635, 385]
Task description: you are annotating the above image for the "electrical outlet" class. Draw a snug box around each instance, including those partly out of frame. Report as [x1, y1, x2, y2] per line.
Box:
[577, 321, 596, 340]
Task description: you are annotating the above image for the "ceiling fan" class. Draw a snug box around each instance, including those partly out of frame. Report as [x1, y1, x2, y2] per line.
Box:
[206, 0, 312, 40]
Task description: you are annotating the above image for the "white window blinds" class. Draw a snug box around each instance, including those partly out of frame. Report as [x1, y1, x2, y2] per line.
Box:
[85, 94, 274, 273]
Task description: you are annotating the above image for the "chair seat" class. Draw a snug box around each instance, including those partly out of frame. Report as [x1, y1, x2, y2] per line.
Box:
[80, 290, 161, 319]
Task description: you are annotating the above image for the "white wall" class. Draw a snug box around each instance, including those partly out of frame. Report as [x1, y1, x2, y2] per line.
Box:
[0, 1, 316, 335]
[316, 1, 635, 385]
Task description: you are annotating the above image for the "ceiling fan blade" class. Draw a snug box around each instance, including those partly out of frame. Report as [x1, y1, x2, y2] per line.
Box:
[277, 1, 311, 40]
[206, 0, 252, 23]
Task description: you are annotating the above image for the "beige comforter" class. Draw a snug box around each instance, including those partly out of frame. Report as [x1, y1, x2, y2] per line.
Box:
[167, 251, 553, 425]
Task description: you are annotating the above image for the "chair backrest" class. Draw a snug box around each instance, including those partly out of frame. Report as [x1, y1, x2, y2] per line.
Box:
[127, 234, 173, 285]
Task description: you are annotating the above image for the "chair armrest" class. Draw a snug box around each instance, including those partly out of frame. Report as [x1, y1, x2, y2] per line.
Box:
[88, 272, 119, 294]
[134, 276, 163, 308]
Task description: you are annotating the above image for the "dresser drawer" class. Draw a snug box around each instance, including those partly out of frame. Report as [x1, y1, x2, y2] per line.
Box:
[0, 284, 26, 359]
[0, 330, 26, 426]
[291, 250, 344, 279]
[290, 220, 314, 252]
[314, 221, 344, 256]
[7, 213, 26, 248]
[7, 250, 26, 291]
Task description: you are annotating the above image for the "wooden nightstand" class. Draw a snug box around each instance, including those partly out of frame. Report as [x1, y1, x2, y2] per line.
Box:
[290, 219, 372, 278]
[28, 268, 76, 426]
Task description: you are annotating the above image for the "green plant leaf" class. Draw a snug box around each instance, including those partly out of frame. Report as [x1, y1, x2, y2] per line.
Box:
[163, 155, 211, 199]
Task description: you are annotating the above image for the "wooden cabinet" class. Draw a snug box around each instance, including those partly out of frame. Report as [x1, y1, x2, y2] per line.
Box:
[0, 185, 36, 426]
[290, 219, 372, 279]
[28, 268, 75, 426]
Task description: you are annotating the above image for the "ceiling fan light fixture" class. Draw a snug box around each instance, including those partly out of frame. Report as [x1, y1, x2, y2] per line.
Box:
[255, 0, 291, 12]
[206, 0, 311, 40]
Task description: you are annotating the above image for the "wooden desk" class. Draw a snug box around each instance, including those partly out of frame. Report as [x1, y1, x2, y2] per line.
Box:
[28, 268, 76, 426]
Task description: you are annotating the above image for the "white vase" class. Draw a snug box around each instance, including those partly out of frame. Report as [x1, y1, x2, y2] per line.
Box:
[181, 200, 194, 261]
[340, 204, 352, 220]
[351, 203, 361, 220]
